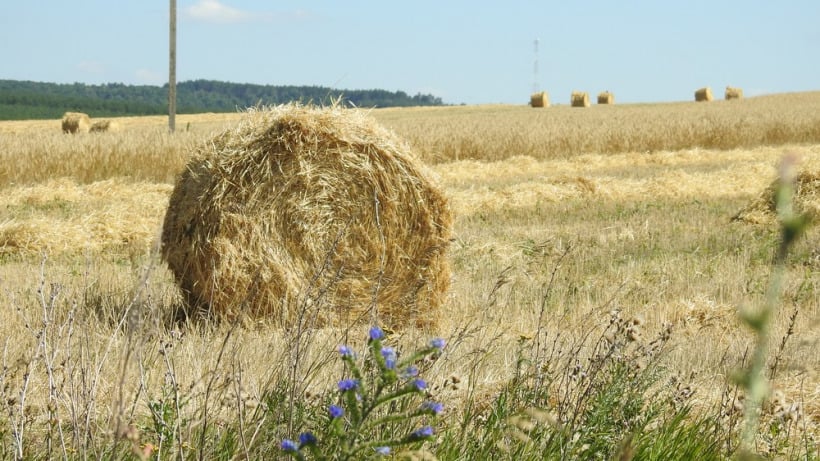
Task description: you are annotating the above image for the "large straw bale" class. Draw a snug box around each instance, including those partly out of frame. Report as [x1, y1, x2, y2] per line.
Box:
[61, 112, 91, 134]
[530, 92, 549, 108]
[161, 104, 453, 329]
[597, 91, 614, 105]
[571, 91, 590, 108]
[732, 170, 820, 224]
[725, 86, 744, 100]
[90, 119, 121, 133]
[695, 87, 713, 102]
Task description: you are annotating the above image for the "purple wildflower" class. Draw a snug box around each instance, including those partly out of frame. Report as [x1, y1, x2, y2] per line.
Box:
[412, 378, 427, 391]
[369, 326, 385, 341]
[298, 432, 317, 447]
[375, 446, 391, 455]
[381, 346, 397, 369]
[328, 404, 344, 419]
[380, 346, 396, 360]
[280, 439, 298, 452]
[421, 401, 444, 415]
[430, 338, 446, 350]
[338, 345, 354, 358]
[401, 365, 419, 378]
[408, 425, 435, 441]
[338, 379, 359, 392]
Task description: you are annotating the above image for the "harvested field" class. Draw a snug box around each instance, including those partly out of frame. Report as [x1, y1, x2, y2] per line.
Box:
[0, 96, 818, 458]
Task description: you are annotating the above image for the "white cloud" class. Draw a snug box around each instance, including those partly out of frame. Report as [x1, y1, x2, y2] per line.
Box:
[181, 1, 313, 24]
[76, 60, 105, 75]
[135, 68, 165, 85]
[183, 0, 253, 24]
[280, 9, 314, 21]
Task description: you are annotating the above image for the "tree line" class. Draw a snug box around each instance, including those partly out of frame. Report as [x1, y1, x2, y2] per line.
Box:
[0, 79, 444, 120]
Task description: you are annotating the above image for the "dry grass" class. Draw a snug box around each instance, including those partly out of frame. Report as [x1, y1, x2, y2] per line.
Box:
[0, 178, 170, 256]
[374, 91, 820, 163]
[0, 97, 818, 455]
[4, 93, 820, 184]
[733, 170, 820, 224]
[0, 113, 244, 189]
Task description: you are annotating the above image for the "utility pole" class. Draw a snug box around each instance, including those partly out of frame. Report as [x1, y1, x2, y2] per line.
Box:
[169, 0, 177, 133]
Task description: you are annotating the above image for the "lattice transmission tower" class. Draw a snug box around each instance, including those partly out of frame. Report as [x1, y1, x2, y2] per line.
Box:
[532, 38, 540, 94]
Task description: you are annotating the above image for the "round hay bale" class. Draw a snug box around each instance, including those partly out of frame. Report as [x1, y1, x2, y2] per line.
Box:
[694, 87, 713, 102]
[725, 86, 744, 100]
[732, 170, 820, 224]
[90, 119, 121, 133]
[530, 91, 549, 108]
[161, 104, 453, 329]
[61, 112, 91, 134]
[597, 91, 614, 105]
[570, 91, 590, 108]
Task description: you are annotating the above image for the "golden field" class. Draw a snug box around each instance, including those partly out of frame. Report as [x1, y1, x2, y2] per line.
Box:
[0, 93, 819, 458]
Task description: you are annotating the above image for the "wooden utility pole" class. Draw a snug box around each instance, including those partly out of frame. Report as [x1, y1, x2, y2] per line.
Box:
[169, 0, 177, 133]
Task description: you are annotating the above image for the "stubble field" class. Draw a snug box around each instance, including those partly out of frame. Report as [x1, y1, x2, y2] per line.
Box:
[0, 93, 819, 459]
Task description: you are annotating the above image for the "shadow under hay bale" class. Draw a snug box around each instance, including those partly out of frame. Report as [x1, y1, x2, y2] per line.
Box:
[161, 104, 453, 329]
[61, 112, 91, 134]
[732, 171, 820, 224]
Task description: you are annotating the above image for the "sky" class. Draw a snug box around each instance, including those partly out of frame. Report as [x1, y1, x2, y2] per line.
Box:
[1, 1, 818, 105]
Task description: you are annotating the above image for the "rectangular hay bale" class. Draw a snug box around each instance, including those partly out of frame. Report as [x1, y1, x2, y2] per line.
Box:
[695, 87, 713, 102]
[725, 86, 744, 100]
[530, 92, 549, 108]
[571, 91, 590, 108]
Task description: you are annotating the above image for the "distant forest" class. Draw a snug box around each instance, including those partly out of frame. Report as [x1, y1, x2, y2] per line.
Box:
[0, 79, 445, 120]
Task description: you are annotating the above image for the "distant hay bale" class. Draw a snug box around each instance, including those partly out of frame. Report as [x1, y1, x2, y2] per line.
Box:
[90, 119, 121, 133]
[161, 104, 453, 329]
[732, 171, 820, 224]
[571, 91, 590, 108]
[725, 86, 744, 100]
[695, 87, 713, 102]
[61, 112, 91, 134]
[530, 92, 549, 108]
[597, 91, 614, 105]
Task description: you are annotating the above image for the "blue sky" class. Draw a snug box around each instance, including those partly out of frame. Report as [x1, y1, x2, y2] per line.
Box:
[1, 1, 817, 105]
